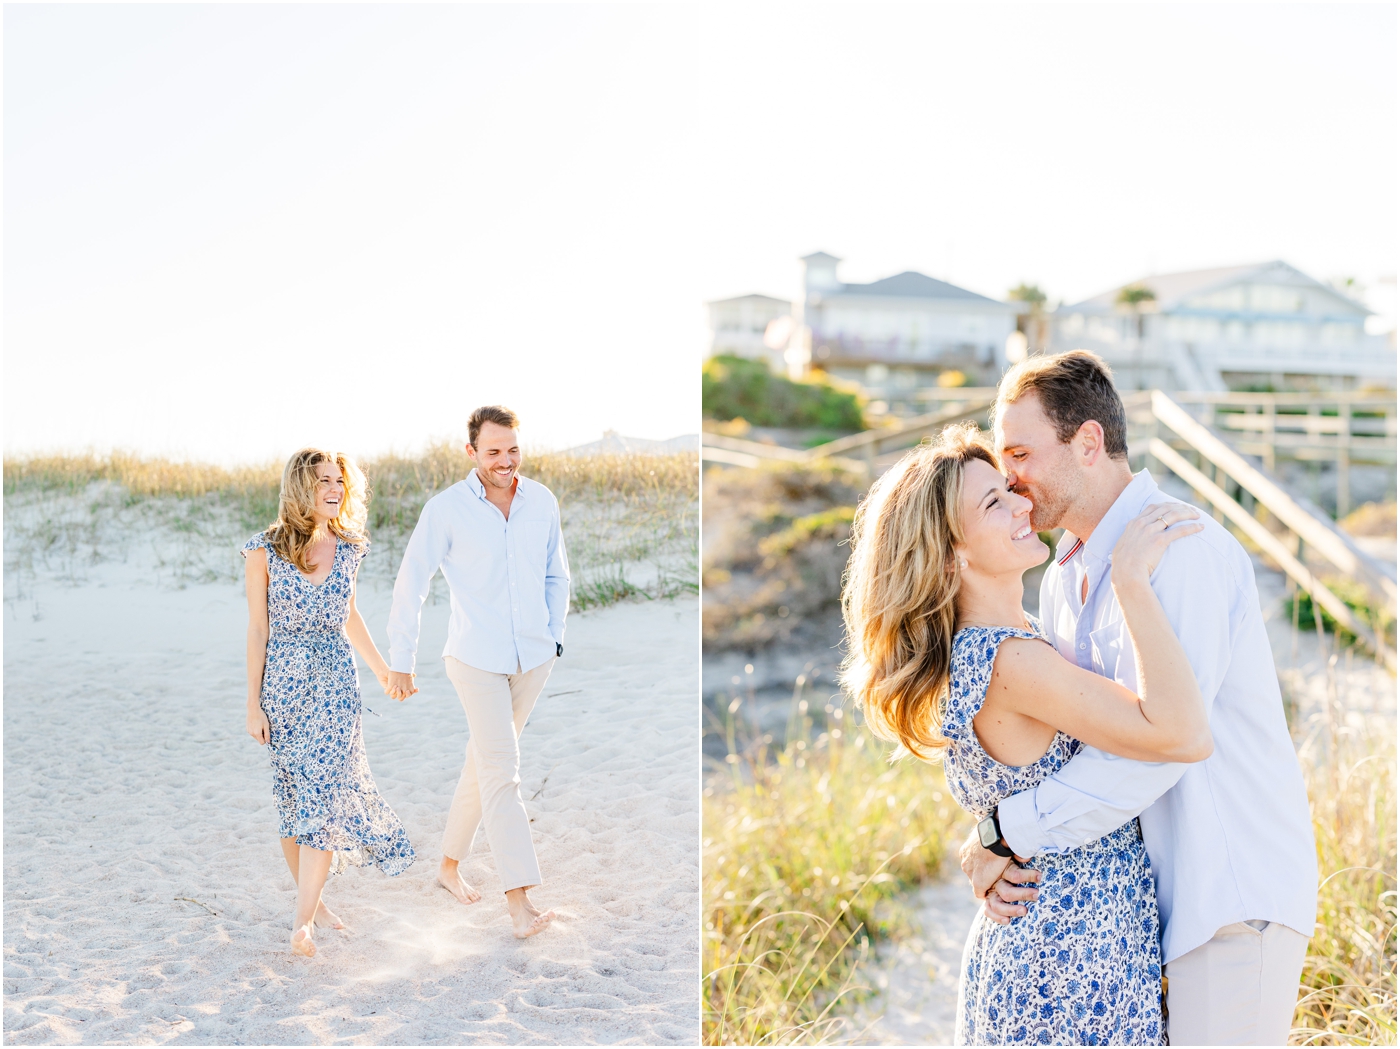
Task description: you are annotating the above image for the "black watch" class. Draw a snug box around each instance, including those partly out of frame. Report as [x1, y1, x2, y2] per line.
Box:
[977, 810, 1015, 858]
[556, 642, 563, 657]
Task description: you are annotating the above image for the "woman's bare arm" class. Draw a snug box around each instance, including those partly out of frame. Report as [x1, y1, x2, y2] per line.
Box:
[984, 503, 1212, 763]
[345, 577, 400, 699]
[244, 549, 271, 745]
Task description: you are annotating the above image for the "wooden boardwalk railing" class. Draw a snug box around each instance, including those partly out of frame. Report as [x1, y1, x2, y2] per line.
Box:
[1171, 391, 1397, 516]
[700, 395, 993, 474]
[1147, 391, 1395, 669]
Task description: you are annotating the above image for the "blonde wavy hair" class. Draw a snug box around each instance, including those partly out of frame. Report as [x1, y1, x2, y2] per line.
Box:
[840, 422, 999, 760]
[266, 448, 369, 573]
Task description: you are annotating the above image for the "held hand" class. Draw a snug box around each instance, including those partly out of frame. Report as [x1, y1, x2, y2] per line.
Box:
[982, 865, 1042, 924]
[1112, 502, 1203, 585]
[385, 670, 417, 702]
[246, 706, 271, 746]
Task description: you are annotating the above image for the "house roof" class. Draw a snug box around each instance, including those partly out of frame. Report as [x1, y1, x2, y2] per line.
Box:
[561, 432, 699, 457]
[705, 292, 792, 308]
[1068, 260, 1370, 314]
[801, 251, 842, 264]
[831, 270, 1003, 304]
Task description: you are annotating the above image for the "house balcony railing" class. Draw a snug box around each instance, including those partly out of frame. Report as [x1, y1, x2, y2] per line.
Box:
[1053, 333, 1396, 384]
[809, 331, 991, 365]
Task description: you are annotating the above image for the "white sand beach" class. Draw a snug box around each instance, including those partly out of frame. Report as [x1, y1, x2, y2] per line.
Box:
[3, 510, 699, 1045]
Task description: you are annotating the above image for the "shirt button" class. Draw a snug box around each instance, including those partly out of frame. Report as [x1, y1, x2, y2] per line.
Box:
[1079, 643, 1087, 650]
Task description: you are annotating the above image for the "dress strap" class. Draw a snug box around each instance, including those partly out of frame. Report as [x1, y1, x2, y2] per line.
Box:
[240, 531, 271, 559]
[943, 624, 1050, 742]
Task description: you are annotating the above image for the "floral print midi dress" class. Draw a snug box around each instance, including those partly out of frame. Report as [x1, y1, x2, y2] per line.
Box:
[944, 621, 1163, 1046]
[242, 531, 415, 877]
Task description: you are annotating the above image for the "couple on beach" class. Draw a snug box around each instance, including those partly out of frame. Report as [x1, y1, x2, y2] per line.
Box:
[241, 405, 568, 957]
[841, 351, 1318, 1045]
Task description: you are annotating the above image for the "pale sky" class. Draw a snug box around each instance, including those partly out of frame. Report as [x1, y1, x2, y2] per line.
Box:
[5, 5, 700, 461]
[696, 4, 1397, 322]
[5, 4, 1396, 462]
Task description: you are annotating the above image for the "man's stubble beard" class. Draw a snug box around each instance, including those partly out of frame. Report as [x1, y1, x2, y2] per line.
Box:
[1022, 484, 1070, 532]
[1015, 455, 1081, 533]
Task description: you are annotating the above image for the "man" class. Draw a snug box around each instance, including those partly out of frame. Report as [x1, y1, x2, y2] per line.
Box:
[960, 351, 1317, 1044]
[386, 405, 569, 939]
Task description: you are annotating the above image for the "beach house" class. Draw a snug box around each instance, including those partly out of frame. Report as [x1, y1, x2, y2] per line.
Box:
[791, 252, 1023, 385]
[1051, 260, 1394, 391]
[704, 293, 794, 372]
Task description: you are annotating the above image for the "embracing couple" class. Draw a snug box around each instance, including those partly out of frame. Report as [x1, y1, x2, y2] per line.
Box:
[842, 351, 1317, 1045]
[241, 405, 569, 957]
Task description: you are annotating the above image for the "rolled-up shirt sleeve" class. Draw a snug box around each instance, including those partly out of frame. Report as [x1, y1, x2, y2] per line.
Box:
[387, 500, 448, 674]
[544, 499, 570, 645]
[998, 535, 1240, 857]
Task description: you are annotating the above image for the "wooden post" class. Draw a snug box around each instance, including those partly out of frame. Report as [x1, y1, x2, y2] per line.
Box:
[1263, 398, 1276, 475]
[1336, 398, 1351, 519]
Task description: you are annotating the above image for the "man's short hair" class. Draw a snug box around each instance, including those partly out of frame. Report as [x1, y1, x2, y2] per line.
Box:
[467, 405, 521, 448]
[995, 350, 1128, 459]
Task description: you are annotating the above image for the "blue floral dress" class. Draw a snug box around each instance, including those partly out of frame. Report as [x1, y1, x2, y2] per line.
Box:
[944, 621, 1162, 1046]
[242, 531, 415, 877]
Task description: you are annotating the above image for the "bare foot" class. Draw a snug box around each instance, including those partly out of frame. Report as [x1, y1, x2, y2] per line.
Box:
[313, 900, 345, 930]
[438, 859, 482, 905]
[506, 889, 555, 939]
[290, 922, 317, 957]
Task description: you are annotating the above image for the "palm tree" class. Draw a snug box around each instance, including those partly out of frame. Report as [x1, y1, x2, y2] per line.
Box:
[1116, 283, 1157, 338]
[1008, 283, 1049, 352]
[1116, 284, 1157, 389]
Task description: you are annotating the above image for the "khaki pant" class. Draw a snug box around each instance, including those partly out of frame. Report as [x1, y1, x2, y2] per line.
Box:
[1165, 920, 1310, 1045]
[441, 656, 555, 892]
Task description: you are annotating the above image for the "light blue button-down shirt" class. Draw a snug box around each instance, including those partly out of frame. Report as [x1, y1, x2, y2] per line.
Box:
[387, 470, 569, 676]
[997, 470, 1317, 963]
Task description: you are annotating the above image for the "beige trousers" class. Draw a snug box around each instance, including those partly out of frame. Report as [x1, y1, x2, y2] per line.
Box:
[441, 656, 555, 892]
[1165, 920, 1310, 1045]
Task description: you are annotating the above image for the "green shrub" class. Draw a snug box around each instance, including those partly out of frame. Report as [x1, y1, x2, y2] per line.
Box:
[703, 355, 865, 431]
[1283, 578, 1396, 647]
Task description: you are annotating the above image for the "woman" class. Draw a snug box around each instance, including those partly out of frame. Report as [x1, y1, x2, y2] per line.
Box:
[243, 448, 416, 958]
[841, 424, 1210, 1046]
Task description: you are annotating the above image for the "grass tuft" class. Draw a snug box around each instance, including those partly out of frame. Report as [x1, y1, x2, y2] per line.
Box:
[703, 680, 969, 1045]
[1291, 723, 1396, 1045]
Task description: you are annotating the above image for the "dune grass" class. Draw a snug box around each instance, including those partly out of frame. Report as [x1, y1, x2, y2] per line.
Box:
[3, 448, 697, 607]
[702, 679, 969, 1045]
[1291, 721, 1396, 1045]
[3, 446, 695, 516]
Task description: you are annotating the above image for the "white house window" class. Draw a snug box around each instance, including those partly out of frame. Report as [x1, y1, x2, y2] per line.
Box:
[1321, 322, 1358, 345]
[1248, 285, 1304, 313]
[1190, 287, 1246, 311]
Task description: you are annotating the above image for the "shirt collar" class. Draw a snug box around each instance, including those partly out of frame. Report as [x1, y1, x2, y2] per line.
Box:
[1078, 469, 1161, 564]
[466, 469, 523, 500]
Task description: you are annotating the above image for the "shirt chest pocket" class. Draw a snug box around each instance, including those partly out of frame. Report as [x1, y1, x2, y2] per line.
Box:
[511, 521, 550, 567]
[1089, 623, 1126, 683]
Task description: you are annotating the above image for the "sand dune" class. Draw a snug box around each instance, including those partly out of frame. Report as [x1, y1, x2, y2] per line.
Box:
[3, 529, 699, 1045]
